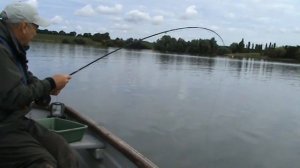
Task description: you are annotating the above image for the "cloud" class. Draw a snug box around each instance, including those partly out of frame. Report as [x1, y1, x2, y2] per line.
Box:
[75, 4, 96, 16]
[154, 9, 175, 18]
[225, 12, 236, 19]
[186, 5, 198, 16]
[96, 4, 123, 15]
[125, 10, 151, 23]
[152, 15, 164, 25]
[293, 27, 300, 33]
[51, 15, 64, 24]
[181, 5, 198, 20]
[255, 17, 271, 23]
[111, 17, 123, 22]
[76, 25, 83, 32]
[125, 10, 163, 25]
[279, 28, 287, 33]
[26, 0, 38, 8]
[60, 25, 68, 31]
[113, 23, 131, 32]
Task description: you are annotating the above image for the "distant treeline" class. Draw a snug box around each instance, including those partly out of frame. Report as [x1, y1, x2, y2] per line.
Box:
[229, 38, 300, 61]
[37, 29, 300, 61]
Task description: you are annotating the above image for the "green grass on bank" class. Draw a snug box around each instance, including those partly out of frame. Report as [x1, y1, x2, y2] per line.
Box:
[225, 52, 264, 59]
[225, 52, 300, 63]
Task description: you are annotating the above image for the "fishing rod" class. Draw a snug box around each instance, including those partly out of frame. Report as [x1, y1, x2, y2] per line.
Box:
[69, 26, 225, 76]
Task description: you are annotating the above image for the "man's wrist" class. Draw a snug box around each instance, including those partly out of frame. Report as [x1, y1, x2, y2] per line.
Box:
[45, 77, 56, 90]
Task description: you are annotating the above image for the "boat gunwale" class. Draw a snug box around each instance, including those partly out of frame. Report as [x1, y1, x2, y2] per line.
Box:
[64, 105, 158, 168]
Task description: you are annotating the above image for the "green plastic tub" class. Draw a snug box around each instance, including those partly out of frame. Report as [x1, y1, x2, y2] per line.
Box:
[36, 118, 88, 143]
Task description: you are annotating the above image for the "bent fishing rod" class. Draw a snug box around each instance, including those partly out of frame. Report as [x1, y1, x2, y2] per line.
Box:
[69, 26, 225, 76]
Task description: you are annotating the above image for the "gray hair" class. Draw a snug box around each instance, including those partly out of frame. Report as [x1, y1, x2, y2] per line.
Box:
[1, 11, 23, 29]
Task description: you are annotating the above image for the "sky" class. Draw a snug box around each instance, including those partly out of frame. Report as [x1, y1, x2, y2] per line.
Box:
[1, 0, 300, 46]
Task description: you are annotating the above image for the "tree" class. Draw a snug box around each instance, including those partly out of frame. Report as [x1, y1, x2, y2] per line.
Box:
[268, 47, 286, 58]
[83, 33, 92, 38]
[153, 35, 172, 52]
[176, 38, 186, 53]
[69, 31, 77, 37]
[237, 38, 245, 52]
[254, 44, 263, 52]
[284, 46, 300, 59]
[209, 38, 218, 55]
[91, 33, 111, 46]
[229, 43, 239, 53]
[217, 46, 231, 55]
[295, 48, 300, 61]
[268, 42, 272, 49]
[247, 41, 251, 51]
[58, 30, 66, 35]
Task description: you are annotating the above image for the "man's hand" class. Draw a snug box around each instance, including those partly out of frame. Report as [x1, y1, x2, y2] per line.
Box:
[52, 74, 71, 91]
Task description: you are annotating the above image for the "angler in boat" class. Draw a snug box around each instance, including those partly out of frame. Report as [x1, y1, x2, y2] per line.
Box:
[0, 2, 77, 168]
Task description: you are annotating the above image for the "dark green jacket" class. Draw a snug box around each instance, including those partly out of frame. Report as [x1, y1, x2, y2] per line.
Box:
[0, 21, 54, 125]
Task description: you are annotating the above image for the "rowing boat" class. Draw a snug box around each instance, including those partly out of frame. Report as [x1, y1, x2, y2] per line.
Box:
[29, 102, 158, 168]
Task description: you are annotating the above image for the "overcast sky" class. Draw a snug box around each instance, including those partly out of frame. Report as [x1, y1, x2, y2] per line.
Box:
[1, 0, 300, 46]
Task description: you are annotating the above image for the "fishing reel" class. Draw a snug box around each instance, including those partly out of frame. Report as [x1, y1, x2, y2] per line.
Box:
[48, 102, 66, 119]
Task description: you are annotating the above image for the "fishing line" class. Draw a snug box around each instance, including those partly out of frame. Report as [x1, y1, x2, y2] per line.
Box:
[69, 26, 225, 76]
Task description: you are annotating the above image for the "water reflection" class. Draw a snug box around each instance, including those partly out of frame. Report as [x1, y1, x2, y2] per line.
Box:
[122, 50, 142, 64]
[215, 57, 300, 82]
[155, 53, 300, 83]
[156, 54, 216, 73]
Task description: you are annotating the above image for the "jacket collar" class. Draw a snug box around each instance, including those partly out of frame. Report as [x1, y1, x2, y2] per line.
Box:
[0, 21, 28, 64]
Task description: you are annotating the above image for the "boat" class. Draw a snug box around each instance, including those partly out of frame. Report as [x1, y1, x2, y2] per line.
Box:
[29, 102, 158, 168]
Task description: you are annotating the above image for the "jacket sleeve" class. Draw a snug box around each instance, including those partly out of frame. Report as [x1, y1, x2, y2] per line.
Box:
[0, 46, 53, 110]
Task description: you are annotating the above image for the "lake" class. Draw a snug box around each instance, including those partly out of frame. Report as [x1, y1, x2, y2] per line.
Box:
[28, 42, 300, 168]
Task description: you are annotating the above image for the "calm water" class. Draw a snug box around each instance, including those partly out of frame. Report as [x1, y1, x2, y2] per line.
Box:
[28, 42, 300, 168]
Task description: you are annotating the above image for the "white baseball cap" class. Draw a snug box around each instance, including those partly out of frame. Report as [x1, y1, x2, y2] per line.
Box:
[0, 2, 50, 27]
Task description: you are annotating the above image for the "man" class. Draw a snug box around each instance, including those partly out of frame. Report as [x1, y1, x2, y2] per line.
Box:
[0, 2, 78, 168]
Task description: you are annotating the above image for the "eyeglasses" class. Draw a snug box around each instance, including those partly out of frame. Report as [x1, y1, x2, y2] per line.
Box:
[28, 23, 39, 30]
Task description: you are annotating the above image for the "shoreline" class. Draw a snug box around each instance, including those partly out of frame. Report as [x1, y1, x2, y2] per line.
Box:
[33, 34, 300, 64]
[226, 53, 300, 64]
